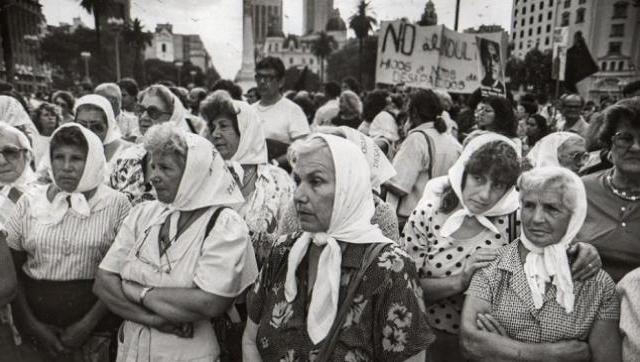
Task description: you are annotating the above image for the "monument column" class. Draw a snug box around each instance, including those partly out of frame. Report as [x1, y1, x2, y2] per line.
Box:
[235, 0, 257, 91]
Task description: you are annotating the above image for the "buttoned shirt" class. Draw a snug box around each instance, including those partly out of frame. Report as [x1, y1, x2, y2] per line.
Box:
[466, 241, 619, 343]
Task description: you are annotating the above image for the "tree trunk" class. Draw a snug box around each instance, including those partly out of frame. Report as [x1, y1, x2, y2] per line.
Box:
[0, 1, 14, 85]
[358, 38, 364, 87]
[94, 7, 102, 54]
[319, 55, 324, 83]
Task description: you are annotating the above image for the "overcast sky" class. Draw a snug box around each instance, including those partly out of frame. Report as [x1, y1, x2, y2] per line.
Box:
[42, 0, 512, 79]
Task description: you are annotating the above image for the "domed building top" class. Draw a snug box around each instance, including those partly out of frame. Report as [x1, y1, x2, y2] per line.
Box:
[326, 9, 346, 32]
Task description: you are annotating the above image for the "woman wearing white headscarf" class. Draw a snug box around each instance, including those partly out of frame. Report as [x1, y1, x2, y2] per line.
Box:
[243, 134, 433, 361]
[6, 123, 131, 361]
[0, 95, 38, 143]
[94, 124, 258, 362]
[526, 132, 589, 173]
[200, 90, 295, 267]
[461, 166, 621, 362]
[0, 124, 37, 226]
[402, 133, 602, 362]
[74, 94, 133, 180]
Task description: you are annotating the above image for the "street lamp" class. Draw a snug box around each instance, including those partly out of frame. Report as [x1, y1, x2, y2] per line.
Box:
[189, 70, 196, 85]
[107, 17, 125, 81]
[175, 61, 183, 86]
[80, 51, 92, 83]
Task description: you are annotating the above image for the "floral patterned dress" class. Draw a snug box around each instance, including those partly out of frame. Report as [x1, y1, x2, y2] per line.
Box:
[247, 233, 434, 361]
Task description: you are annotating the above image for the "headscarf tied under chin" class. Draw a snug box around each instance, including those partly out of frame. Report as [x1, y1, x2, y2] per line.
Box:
[228, 100, 268, 183]
[439, 132, 520, 238]
[150, 131, 245, 237]
[284, 134, 394, 344]
[526, 132, 584, 169]
[519, 166, 587, 314]
[0, 124, 35, 191]
[74, 94, 122, 145]
[34, 123, 107, 225]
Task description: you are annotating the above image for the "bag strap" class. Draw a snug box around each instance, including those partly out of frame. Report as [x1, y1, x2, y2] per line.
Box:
[316, 242, 392, 362]
[507, 210, 518, 243]
[413, 130, 435, 179]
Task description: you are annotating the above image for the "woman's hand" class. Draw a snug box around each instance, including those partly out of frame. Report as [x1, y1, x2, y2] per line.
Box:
[59, 318, 93, 348]
[476, 313, 507, 336]
[568, 242, 602, 281]
[121, 280, 144, 304]
[459, 249, 499, 289]
[30, 321, 69, 357]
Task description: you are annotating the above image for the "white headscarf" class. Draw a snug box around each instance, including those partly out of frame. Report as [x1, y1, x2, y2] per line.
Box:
[519, 166, 587, 313]
[228, 100, 268, 182]
[74, 94, 122, 144]
[33, 123, 107, 224]
[0, 124, 36, 192]
[526, 132, 584, 168]
[167, 92, 192, 132]
[284, 134, 393, 344]
[0, 95, 38, 141]
[148, 130, 245, 234]
[440, 132, 520, 238]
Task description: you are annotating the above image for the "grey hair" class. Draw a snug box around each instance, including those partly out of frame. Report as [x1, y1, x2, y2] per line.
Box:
[138, 84, 175, 113]
[288, 136, 329, 168]
[517, 167, 578, 211]
[94, 83, 122, 113]
[143, 123, 188, 160]
[340, 90, 363, 115]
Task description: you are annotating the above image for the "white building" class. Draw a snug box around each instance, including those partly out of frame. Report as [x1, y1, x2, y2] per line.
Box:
[144, 24, 212, 72]
[511, 0, 640, 101]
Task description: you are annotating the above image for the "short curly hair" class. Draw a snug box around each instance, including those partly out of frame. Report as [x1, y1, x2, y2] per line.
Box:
[440, 140, 521, 214]
[598, 97, 640, 148]
[143, 123, 188, 162]
[481, 96, 518, 138]
[199, 90, 240, 135]
[33, 102, 61, 134]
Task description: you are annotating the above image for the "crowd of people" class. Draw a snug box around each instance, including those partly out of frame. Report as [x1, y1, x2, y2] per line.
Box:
[0, 55, 639, 361]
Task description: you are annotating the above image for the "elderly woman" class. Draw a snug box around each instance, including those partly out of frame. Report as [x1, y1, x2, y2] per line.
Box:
[403, 133, 603, 362]
[32, 102, 61, 166]
[280, 125, 400, 241]
[576, 97, 640, 283]
[461, 166, 621, 362]
[6, 123, 131, 361]
[526, 132, 589, 173]
[330, 90, 363, 129]
[201, 90, 295, 266]
[243, 134, 433, 361]
[0, 124, 37, 226]
[51, 91, 75, 124]
[386, 89, 461, 229]
[94, 124, 258, 361]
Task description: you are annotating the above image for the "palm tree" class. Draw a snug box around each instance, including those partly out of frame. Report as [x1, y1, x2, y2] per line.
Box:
[311, 32, 337, 83]
[348, 0, 377, 85]
[123, 18, 153, 84]
[79, 0, 113, 52]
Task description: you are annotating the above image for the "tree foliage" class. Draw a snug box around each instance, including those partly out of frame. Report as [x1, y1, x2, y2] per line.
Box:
[348, 0, 377, 85]
[327, 36, 377, 90]
[78, 0, 114, 52]
[123, 18, 153, 84]
[311, 31, 337, 82]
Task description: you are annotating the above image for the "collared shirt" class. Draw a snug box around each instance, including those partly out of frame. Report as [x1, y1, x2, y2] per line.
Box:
[466, 241, 619, 343]
[576, 169, 640, 282]
[247, 233, 434, 361]
[6, 185, 131, 280]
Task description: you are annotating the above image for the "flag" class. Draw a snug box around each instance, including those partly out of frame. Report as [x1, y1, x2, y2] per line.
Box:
[565, 31, 598, 92]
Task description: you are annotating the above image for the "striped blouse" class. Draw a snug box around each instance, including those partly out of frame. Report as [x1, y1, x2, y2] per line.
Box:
[6, 184, 131, 281]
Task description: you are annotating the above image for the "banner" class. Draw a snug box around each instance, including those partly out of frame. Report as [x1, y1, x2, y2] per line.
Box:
[552, 27, 569, 81]
[375, 20, 506, 94]
[477, 37, 507, 97]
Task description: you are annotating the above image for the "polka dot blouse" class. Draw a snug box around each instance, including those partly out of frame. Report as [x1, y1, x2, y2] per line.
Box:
[399, 194, 517, 334]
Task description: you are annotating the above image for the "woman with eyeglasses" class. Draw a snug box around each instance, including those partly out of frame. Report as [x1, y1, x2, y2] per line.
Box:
[526, 132, 589, 173]
[51, 91, 75, 125]
[6, 124, 131, 361]
[576, 97, 640, 283]
[0, 124, 37, 226]
[94, 124, 258, 362]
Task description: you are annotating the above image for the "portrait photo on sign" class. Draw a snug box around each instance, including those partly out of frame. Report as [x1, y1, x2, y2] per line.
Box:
[477, 37, 506, 96]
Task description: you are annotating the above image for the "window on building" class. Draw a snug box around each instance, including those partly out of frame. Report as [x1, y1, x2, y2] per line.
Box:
[268, 44, 272, 52]
[579, 0, 586, 3]
[290, 58, 293, 64]
[545, 37, 550, 45]
[608, 42, 622, 54]
[548, 11, 553, 20]
[523, 6, 527, 14]
[529, 28, 533, 36]
[549, 0, 554, 6]
[522, 18, 526, 26]
[537, 26, 542, 34]
[539, 14, 543, 22]
[561, 11, 570, 26]
[515, 9, 518, 16]
[521, 30, 525, 37]
[540, 1, 544, 10]
[547, 24, 552, 32]
[610, 61, 616, 70]
[564, 0, 571, 8]
[514, 20, 518, 28]
[613, 2, 629, 19]
[530, 16, 534, 24]
[531, 4, 535, 11]
[618, 61, 624, 71]
[576, 8, 585, 23]
[601, 62, 607, 71]
[513, 32, 517, 40]
[611, 24, 625, 37]
[161, 43, 166, 52]
[310, 58, 314, 65]
[519, 42, 523, 49]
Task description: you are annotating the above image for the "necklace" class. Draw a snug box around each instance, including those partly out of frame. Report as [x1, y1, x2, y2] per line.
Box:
[605, 171, 640, 201]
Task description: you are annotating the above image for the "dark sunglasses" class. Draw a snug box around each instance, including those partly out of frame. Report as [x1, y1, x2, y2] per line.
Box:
[135, 105, 171, 120]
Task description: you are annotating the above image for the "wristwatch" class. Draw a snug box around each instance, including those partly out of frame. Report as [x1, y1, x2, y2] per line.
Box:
[139, 286, 154, 306]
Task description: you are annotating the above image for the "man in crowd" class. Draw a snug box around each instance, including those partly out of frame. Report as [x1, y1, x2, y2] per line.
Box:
[312, 81, 341, 127]
[117, 78, 141, 141]
[557, 93, 589, 138]
[252, 56, 309, 165]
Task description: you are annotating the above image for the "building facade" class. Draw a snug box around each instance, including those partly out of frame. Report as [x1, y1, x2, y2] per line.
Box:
[303, 0, 334, 35]
[0, 0, 49, 93]
[252, 0, 283, 46]
[511, 0, 640, 101]
[144, 24, 212, 72]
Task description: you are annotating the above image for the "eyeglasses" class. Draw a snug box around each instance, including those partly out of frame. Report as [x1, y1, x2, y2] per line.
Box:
[254, 73, 278, 83]
[612, 131, 639, 149]
[133, 226, 176, 274]
[567, 151, 590, 166]
[135, 105, 172, 120]
[0, 147, 25, 162]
